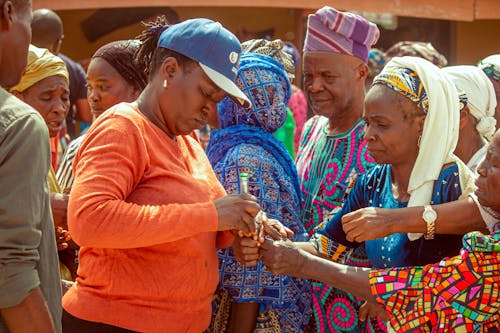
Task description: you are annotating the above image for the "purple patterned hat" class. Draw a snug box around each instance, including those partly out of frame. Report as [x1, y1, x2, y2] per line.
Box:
[304, 6, 380, 63]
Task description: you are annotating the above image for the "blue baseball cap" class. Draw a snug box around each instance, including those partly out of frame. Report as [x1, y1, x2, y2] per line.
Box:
[158, 18, 250, 108]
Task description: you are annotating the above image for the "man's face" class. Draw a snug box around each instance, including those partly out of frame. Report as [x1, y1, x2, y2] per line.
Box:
[303, 51, 364, 119]
[0, 0, 32, 88]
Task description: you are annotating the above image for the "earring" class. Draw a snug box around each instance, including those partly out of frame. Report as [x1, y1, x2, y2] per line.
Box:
[417, 135, 422, 147]
[163, 79, 168, 88]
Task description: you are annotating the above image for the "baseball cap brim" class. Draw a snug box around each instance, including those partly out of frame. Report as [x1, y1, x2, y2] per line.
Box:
[199, 63, 251, 108]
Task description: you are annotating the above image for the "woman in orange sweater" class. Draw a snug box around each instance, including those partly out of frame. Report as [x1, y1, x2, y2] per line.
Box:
[62, 17, 260, 333]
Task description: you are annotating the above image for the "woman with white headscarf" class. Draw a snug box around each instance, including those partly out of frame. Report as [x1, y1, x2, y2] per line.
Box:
[235, 56, 478, 329]
[478, 54, 500, 125]
[443, 65, 497, 171]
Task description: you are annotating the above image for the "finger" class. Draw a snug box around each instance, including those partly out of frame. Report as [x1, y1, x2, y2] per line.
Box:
[240, 237, 260, 247]
[242, 253, 260, 262]
[379, 310, 391, 322]
[359, 303, 368, 322]
[58, 243, 69, 251]
[283, 226, 294, 237]
[346, 228, 364, 243]
[243, 200, 261, 216]
[341, 209, 360, 225]
[237, 214, 255, 235]
[341, 219, 358, 234]
[259, 238, 276, 250]
[263, 220, 283, 241]
[258, 214, 265, 240]
[243, 260, 259, 267]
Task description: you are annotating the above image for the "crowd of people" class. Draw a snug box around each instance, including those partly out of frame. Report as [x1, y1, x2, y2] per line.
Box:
[0, 1, 499, 333]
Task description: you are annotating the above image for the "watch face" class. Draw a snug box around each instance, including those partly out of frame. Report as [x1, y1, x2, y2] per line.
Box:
[423, 208, 437, 222]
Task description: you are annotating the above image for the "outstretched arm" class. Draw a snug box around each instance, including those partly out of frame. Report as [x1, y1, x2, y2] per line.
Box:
[342, 197, 487, 243]
[260, 239, 374, 301]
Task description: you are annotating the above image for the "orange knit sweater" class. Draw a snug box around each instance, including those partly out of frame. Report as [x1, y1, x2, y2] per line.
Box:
[63, 103, 232, 332]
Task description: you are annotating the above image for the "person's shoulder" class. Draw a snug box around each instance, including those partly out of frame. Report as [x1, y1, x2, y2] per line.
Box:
[0, 89, 46, 136]
[439, 163, 460, 179]
[88, 103, 145, 135]
[303, 115, 326, 134]
[359, 164, 388, 184]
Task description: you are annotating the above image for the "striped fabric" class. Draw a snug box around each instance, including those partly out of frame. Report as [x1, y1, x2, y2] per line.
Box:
[56, 135, 84, 192]
[304, 6, 380, 62]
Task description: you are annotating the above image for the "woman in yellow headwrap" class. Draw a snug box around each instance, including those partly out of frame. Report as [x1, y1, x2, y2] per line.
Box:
[10, 44, 73, 280]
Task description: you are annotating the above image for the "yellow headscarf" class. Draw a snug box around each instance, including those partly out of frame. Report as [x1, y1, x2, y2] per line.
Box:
[10, 44, 69, 93]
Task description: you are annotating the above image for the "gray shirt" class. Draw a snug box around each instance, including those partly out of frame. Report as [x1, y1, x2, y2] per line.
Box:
[0, 88, 62, 332]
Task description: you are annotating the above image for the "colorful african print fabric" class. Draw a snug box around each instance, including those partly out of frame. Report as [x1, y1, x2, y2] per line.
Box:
[296, 116, 379, 333]
[370, 231, 500, 332]
[313, 164, 464, 269]
[373, 67, 429, 114]
[307, 164, 465, 333]
[296, 116, 374, 235]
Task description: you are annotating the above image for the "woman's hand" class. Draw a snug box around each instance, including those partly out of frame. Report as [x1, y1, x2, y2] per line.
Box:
[55, 226, 71, 251]
[215, 194, 261, 236]
[232, 234, 260, 267]
[342, 207, 396, 242]
[263, 218, 294, 241]
[359, 301, 390, 323]
[260, 239, 306, 275]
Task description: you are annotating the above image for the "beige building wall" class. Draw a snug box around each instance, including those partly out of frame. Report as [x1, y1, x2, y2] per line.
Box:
[455, 20, 500, 65]
[57, 7, 297, 62]
[57, 7, 499, 68]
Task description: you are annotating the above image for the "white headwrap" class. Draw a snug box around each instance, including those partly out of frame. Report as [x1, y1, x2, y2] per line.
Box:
[478, 54, 500, 72]
[443, 65, 497, 140]
[380, 57, 476, 240]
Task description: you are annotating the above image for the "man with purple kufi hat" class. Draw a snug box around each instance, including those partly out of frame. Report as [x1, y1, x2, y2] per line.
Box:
[295, 6, 387, 332]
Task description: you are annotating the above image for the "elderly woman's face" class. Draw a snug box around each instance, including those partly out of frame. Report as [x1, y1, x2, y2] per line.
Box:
[87, 58, 139, 118]
[475, 130, 500, 211]
[20, 76, 69, 137]
[161, 63, 226, 136]
[363, 85, 424, 166]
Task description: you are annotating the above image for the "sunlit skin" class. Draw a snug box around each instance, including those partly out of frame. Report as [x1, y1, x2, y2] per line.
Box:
[14, 75, 69, 137]
[0, 1, 32, 88]
[303, 51, 367, 134]
[86, 57, 140, 118]
[475, 130, 500, 212]
[137, 57, 225, 139]
[363, 85, 424, 168]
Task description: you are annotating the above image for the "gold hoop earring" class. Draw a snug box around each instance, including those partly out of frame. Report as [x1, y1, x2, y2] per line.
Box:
[163, 79, 168, 88]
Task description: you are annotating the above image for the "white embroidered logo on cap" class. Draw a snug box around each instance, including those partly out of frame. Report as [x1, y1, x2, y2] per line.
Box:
[229, 52, 238, 64]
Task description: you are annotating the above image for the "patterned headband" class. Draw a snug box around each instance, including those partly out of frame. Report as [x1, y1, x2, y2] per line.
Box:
[373, 67, 429, 114]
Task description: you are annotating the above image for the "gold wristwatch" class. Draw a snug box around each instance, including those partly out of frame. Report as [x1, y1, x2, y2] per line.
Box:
[422, 205, 437, 240]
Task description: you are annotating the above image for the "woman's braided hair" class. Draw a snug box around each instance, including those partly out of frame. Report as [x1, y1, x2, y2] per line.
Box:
[134, 15, 196, 81]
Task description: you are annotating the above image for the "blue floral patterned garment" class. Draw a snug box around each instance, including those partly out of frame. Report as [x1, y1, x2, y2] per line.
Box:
[206, 53, 312, 332]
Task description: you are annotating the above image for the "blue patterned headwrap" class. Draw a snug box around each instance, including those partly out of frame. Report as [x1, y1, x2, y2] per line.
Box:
[217, 53, 291, 133]
[373, 67, 429, 114]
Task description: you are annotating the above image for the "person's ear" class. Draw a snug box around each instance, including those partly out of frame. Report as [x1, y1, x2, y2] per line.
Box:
[459, 106, 470, 130]
[355, 63, 369, 82]
[160, 57, 180, 80]
[1, 1, 14, 31]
